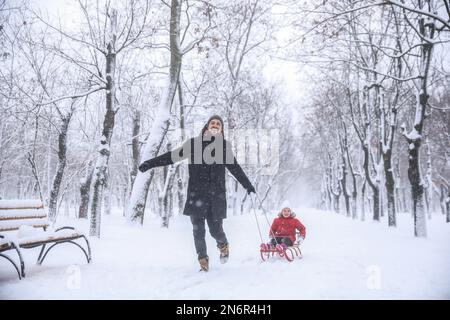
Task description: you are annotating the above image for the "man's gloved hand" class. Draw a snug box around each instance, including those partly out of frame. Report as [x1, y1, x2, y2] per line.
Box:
[247, 185, 256, 195]
[138, 161, 152, 173]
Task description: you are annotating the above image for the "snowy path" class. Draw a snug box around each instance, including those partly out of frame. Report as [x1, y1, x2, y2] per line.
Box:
[1, 208, 449, 299]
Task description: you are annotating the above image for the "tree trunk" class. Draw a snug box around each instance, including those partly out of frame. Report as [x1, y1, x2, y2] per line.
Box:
[127, 0, 182, 224]
[161, 142, 177, 228]
[333, 192, 340, 214]
[406, 115, 427, 237]
[325, 167, 332, 211]
[240, 192, 248, 215]
[27, 119, 44, 203]
[176, 79, 185, 215]
[446, 188, 450, 223]
[339, 126, 351, 217]
[90, 9, 117, 237]
[130, 109, 141, 188]
[79, 162, 94, 219]
[48, 114, 72, 222]
[425, 138, 433, 219]
[383, 148, 396, 227]
[346, 146, 358, 219]
[409, 145, 427, 236]
[362, 145, 380, 221]
[104, 174, 112, 216]
[161, 171, 176, 227]
[406, 123, 428, 236]
[232, 179, 239, 216]
[339, 144, 350, 217]
[46, 124, 53, 200]
[440, 184, 447, 216]
[403, 12, 435, 237]
[361, 179, 366, 221]
[394, 157, 405, 213]
[176, 167, 184, 214]
[320, 174, 329, 210]
[330, 156, 341, 214]
[380, 85, 398, 226]
[122, 109, 141, 217]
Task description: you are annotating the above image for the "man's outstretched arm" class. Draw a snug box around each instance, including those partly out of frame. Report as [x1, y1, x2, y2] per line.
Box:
[224, 141, 255, 194]
[139, 139, 189, 172]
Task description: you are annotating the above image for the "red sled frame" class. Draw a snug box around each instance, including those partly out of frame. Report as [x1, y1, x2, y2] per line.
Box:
[259, 234, 303, 262]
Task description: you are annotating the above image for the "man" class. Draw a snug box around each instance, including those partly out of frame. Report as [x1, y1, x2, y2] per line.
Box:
[139, 115, 255, 271]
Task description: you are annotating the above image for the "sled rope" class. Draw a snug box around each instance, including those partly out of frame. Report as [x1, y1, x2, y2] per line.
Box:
[255, 192, 277, 231]
[250, 192, 281, 246]
[249, 193, 264, 243]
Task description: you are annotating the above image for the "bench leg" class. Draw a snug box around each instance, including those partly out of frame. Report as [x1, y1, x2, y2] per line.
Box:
[81, 235, 92, 263]
[38, 239, 91, 265]
[12, 242, 25, 278]
[37, 244, 47, 266]
[0, 253, 22, 280]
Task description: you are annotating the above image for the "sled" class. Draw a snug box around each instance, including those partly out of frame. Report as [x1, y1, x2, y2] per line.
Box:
[259, 235, 303, 262]
[249, 193, 304, 263]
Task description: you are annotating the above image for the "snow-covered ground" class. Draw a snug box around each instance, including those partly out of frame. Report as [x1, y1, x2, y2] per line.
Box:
[1, 208, 449, 299]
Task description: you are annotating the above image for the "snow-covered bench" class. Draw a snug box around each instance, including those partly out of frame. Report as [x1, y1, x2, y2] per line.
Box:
[0, 199, 91, 279]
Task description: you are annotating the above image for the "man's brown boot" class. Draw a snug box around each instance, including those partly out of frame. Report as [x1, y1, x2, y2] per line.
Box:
[218, 243, 229, 264]
[198, 257, 209, 272]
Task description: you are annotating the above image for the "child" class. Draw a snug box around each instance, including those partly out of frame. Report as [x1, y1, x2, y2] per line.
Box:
[268, 207, 306, 249]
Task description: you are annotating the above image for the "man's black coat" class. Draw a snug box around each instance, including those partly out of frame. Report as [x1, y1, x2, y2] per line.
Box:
[141, 134, 254, 220]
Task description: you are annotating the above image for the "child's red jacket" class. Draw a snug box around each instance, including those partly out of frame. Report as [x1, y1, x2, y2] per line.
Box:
[269, 215, 306, 244]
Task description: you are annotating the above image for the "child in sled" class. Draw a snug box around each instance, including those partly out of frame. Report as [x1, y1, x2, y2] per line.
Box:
[265, 207, 306, 250]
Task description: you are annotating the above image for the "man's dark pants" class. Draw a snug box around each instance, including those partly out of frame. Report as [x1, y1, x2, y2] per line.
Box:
[190, 213, 228, 260]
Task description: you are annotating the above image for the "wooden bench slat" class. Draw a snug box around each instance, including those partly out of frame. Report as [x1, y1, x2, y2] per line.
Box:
[1, 229, 82, 246]
[0, 239, 12, 252]
[19, 233, 82, 247]
[0, 203, 48, 231]
[0, 225, 49, 232]
[0, 208, 47, 220]
[0, 217, 49, 232]
[0, 199, 44, 209]
[0, 206, 44, 210]
[0, 215, 47, 221]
